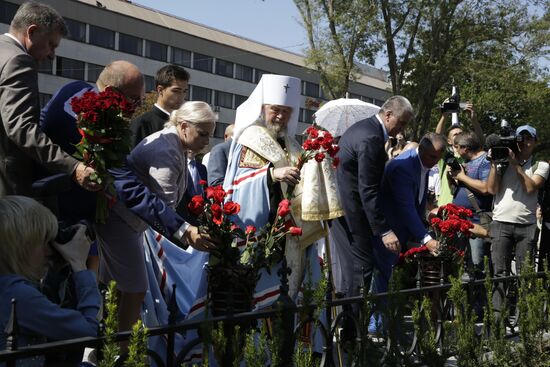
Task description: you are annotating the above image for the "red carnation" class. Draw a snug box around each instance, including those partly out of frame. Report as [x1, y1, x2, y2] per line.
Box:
[277, 199, 291, 217]
[211, 203, 223, 225]
[199, 179, 207, 186]
[187, 195, 206, 216]
[315, 152, 325, 162]
[289, 226, 302, 236]
[223, 201, 240, 215]
[332, 157, 340, 168]
[306, 126, 319, 138]
[245, 225, 256, 235]
[206, 185, 226, 204]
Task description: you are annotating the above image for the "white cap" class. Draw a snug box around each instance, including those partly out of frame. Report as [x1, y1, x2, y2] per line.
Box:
[233, 74, 301, 141]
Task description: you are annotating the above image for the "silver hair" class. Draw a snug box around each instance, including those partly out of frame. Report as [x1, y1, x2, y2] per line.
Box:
[0, 196, 57, 282]
[380, 95, 414, 119]
[166, 101, 217, 128]
[10, 1, 67, 36]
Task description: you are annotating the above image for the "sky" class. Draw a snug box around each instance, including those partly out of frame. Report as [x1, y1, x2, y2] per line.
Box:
[132, 0, 309, 56]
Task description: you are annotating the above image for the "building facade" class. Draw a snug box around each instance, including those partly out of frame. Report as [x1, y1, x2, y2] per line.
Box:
[0, 0, 390, 144]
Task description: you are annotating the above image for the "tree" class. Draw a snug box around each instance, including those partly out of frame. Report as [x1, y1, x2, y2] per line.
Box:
[293, 0, 380, 99]
[381, 0, 549, 139]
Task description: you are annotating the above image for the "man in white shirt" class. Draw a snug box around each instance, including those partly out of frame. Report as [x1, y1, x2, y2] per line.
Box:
[487, 124, 549, 316]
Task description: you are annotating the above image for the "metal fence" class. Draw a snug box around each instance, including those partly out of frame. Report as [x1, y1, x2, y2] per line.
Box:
[0, 258, 544, 367]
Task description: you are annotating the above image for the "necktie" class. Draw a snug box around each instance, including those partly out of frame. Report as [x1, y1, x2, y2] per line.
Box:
[188, 159, 202, 195]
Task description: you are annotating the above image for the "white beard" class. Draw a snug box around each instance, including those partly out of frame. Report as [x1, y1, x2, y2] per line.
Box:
[264, 119, 287, 139]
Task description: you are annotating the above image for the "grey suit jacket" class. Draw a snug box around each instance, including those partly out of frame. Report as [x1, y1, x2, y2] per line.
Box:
[207, 138, 232, 186]
[0, 34, 78, 196]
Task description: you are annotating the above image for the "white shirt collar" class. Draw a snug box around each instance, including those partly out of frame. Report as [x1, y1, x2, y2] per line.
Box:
[4, 33, 27, 53]
[375, 113, 389, 142]
[154, 103, 171, 117]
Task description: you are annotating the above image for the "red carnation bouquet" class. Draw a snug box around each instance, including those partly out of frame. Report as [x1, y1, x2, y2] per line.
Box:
[188, 181, 302, 271]
[71, 87, 135, 223]
[187, 181, 245, 267]
[298, 125, 340, 170]
[430, 203, 474, 254]
[397, 204, 472, 284]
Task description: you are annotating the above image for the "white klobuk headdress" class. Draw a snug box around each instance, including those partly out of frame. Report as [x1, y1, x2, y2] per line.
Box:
[233, 74, 301, 141]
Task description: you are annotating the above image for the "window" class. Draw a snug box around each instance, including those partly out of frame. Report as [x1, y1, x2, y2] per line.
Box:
[144, 75, 155, 93]
[89, 25, 114, 49]
[87, 63, 103, 83]
[215, 59, 233, 78]
[119, 33, 142, 56]
[234, 94, 247, 109]
[348, 93, 362, 100]
[145, 40, 167, 62]
[65, 18, 86, 42]
[214, 91, 233, 109]
[0, 1, 18, 24]
[255, 69, 267, 84]
[303, 109, 315, 124]
[235, 64, 253, 82]
[172, 47, 191, 67]
[303, 81, 319, 98]
[38, 58, 53, 74]
[56, 57, 85, 80]
[193, 53, 213, 73]
[374, 99, 384, 106]
[192, 85, 212, 104]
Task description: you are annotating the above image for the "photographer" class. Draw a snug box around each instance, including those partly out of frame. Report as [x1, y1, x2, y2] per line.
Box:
[447, 132, 492, 269]
[538, 176, 550, 271]
[487, 125, 548, 316]
[435, 100, 484, 206]
[0, 196, 100, 366]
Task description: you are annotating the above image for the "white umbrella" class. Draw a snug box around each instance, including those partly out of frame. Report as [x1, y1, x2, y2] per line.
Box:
[313, 98, 380, 137]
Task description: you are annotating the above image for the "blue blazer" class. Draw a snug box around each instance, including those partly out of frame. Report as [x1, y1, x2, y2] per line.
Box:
[380, 148, 429, 245]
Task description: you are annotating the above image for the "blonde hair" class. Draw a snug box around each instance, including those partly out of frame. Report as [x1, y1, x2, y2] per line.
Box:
[166, 101, 217, 128]
[0, 196, 58, 281]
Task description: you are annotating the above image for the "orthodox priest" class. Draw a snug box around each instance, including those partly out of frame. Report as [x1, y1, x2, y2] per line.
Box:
[223, 74, 326, 300]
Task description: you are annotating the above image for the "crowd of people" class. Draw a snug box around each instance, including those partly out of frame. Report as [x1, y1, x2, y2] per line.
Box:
[0, 1, 549, 366]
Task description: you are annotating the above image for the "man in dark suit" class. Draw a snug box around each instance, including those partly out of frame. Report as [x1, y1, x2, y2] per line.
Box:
[335, 95, 414, 300]
[0, 1, 97, 197]
[130, 64, 189, 146]
[206, 123, 234, 186]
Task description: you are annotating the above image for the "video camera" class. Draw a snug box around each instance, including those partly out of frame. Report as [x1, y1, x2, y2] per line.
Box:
[486, 119, 522, 163]
[440, 85, 467, 114]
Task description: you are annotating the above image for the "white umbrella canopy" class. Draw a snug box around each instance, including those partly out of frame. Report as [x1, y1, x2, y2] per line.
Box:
[313, 98, 380, 137]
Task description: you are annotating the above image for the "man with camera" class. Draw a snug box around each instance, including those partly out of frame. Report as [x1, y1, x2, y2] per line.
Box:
[487, 125, 549, 316]
[447, 131, 492, 270]
[435, 98, 484, 206]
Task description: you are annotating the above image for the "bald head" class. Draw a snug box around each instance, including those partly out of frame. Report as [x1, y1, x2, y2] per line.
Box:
[224, 124, 235, 141]
[96, 61, 144, 106]
[418, 132, 447, 168]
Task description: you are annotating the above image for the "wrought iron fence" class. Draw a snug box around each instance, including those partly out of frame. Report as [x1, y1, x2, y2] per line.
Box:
[2, 258, 545, 367]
